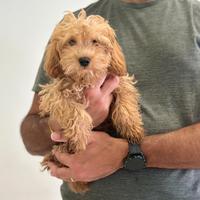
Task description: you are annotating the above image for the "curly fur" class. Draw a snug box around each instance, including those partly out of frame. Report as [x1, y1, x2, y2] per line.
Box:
[39, 10, 144, 194]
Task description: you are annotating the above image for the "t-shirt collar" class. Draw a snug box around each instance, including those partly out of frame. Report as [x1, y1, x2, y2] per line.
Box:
[119, 0, 160, 9]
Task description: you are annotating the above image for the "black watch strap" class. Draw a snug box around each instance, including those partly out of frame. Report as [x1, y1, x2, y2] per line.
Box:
[124, 143, 146, 171]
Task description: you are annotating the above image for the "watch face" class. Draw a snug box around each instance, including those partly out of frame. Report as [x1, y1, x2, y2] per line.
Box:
[124, 143, 146, 171]
[125, 153, 146, 170]
[130, 153, 144, 160]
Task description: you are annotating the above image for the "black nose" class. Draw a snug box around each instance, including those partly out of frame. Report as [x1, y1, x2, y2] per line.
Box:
[79, 57, 90, 67]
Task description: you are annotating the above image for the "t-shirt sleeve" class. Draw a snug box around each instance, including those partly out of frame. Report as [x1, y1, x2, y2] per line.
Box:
[193, 0, 200, 49]
[32, 53, 50, 93]
[193, 0, 200, 34]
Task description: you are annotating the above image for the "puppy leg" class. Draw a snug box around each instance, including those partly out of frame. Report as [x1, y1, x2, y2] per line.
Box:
[39, 81, 93, 150]
[111, 75, 144, 143]
[55, 105, 92, 194]
[39, 86, 92, 193]
[42, 105, 92, 193]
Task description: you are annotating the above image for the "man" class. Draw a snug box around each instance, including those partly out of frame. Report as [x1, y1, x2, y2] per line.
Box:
[20, 0, 200, 199]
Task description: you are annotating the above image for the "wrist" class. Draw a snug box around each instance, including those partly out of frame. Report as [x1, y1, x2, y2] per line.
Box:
[119, 139, 129, 159]
[110, 137, 129, 168]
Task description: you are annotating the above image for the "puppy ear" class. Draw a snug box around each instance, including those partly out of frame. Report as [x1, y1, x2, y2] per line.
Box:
[110, 39, 127, 76]
[44, 11, 78, 79]
[44, 40, 63, 79]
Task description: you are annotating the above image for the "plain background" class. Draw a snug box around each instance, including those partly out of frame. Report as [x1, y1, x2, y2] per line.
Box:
[0, 0, 95, 200]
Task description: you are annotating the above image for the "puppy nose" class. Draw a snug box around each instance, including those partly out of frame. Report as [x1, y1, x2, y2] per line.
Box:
[79, 57, 90, 67]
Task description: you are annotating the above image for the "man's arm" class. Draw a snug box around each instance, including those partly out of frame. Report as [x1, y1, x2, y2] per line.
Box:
[47, 122, 200, 183]
[21, 76, 200, 182]
[20, 93, 54, 156]
[142, 122, 200, 169]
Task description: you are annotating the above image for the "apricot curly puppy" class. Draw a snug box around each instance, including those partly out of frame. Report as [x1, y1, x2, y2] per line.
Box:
[39, 10, 144, 194]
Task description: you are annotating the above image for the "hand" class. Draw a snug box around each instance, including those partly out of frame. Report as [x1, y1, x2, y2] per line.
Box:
[84, 74, 119, 127]
[48, 74, 119, 131]
[48, 131, 128, 182]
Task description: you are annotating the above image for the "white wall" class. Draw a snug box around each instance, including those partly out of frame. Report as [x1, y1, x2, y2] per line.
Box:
[0, 1, 95, 200]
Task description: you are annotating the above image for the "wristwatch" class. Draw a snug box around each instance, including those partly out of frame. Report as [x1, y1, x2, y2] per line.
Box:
[124, 143, 146, 171]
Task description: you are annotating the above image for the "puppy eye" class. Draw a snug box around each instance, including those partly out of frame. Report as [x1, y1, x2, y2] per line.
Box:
[92, 40, 98, 44]
[68, 39, 76, 46]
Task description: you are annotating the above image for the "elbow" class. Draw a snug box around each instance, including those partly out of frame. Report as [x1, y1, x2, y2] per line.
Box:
[21, 132, 47, 156]
[20, 127, 42, 156]
[20, 117, 48, 156]
[23, 143, 44, 156]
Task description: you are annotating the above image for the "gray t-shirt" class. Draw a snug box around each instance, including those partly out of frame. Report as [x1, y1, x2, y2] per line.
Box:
[33, 0, 200, 199]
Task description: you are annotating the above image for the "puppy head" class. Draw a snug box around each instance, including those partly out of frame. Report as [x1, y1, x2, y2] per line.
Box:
[45, 10, 126, 85]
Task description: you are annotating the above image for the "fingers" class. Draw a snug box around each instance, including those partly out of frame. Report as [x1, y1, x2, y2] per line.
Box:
[94, 74, 107, 88]
[47, 162, 72, 182]
[49, 151, 83, 182]
[101, 74, 119, 96]
[52, 150, 73, 167]
[84, 75, 107, 97]
[85, 74, 119, 98]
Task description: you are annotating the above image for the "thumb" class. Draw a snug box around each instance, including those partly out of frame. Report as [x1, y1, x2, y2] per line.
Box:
[51, 132, 67, 142]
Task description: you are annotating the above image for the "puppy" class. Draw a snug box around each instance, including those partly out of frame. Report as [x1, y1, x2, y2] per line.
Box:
[39, 10, 144, 194]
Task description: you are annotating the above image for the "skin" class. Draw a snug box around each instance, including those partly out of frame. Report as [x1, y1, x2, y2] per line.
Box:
[20, 0, 200, 183]
[21, 74, 200, 183]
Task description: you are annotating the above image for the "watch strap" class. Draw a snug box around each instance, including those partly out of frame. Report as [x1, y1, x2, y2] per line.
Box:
[124, 143, 146, 170]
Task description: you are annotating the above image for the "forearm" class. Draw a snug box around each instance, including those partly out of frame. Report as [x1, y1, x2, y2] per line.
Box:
[141, 122, 200, 169]
[20, 114, 54, 156]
